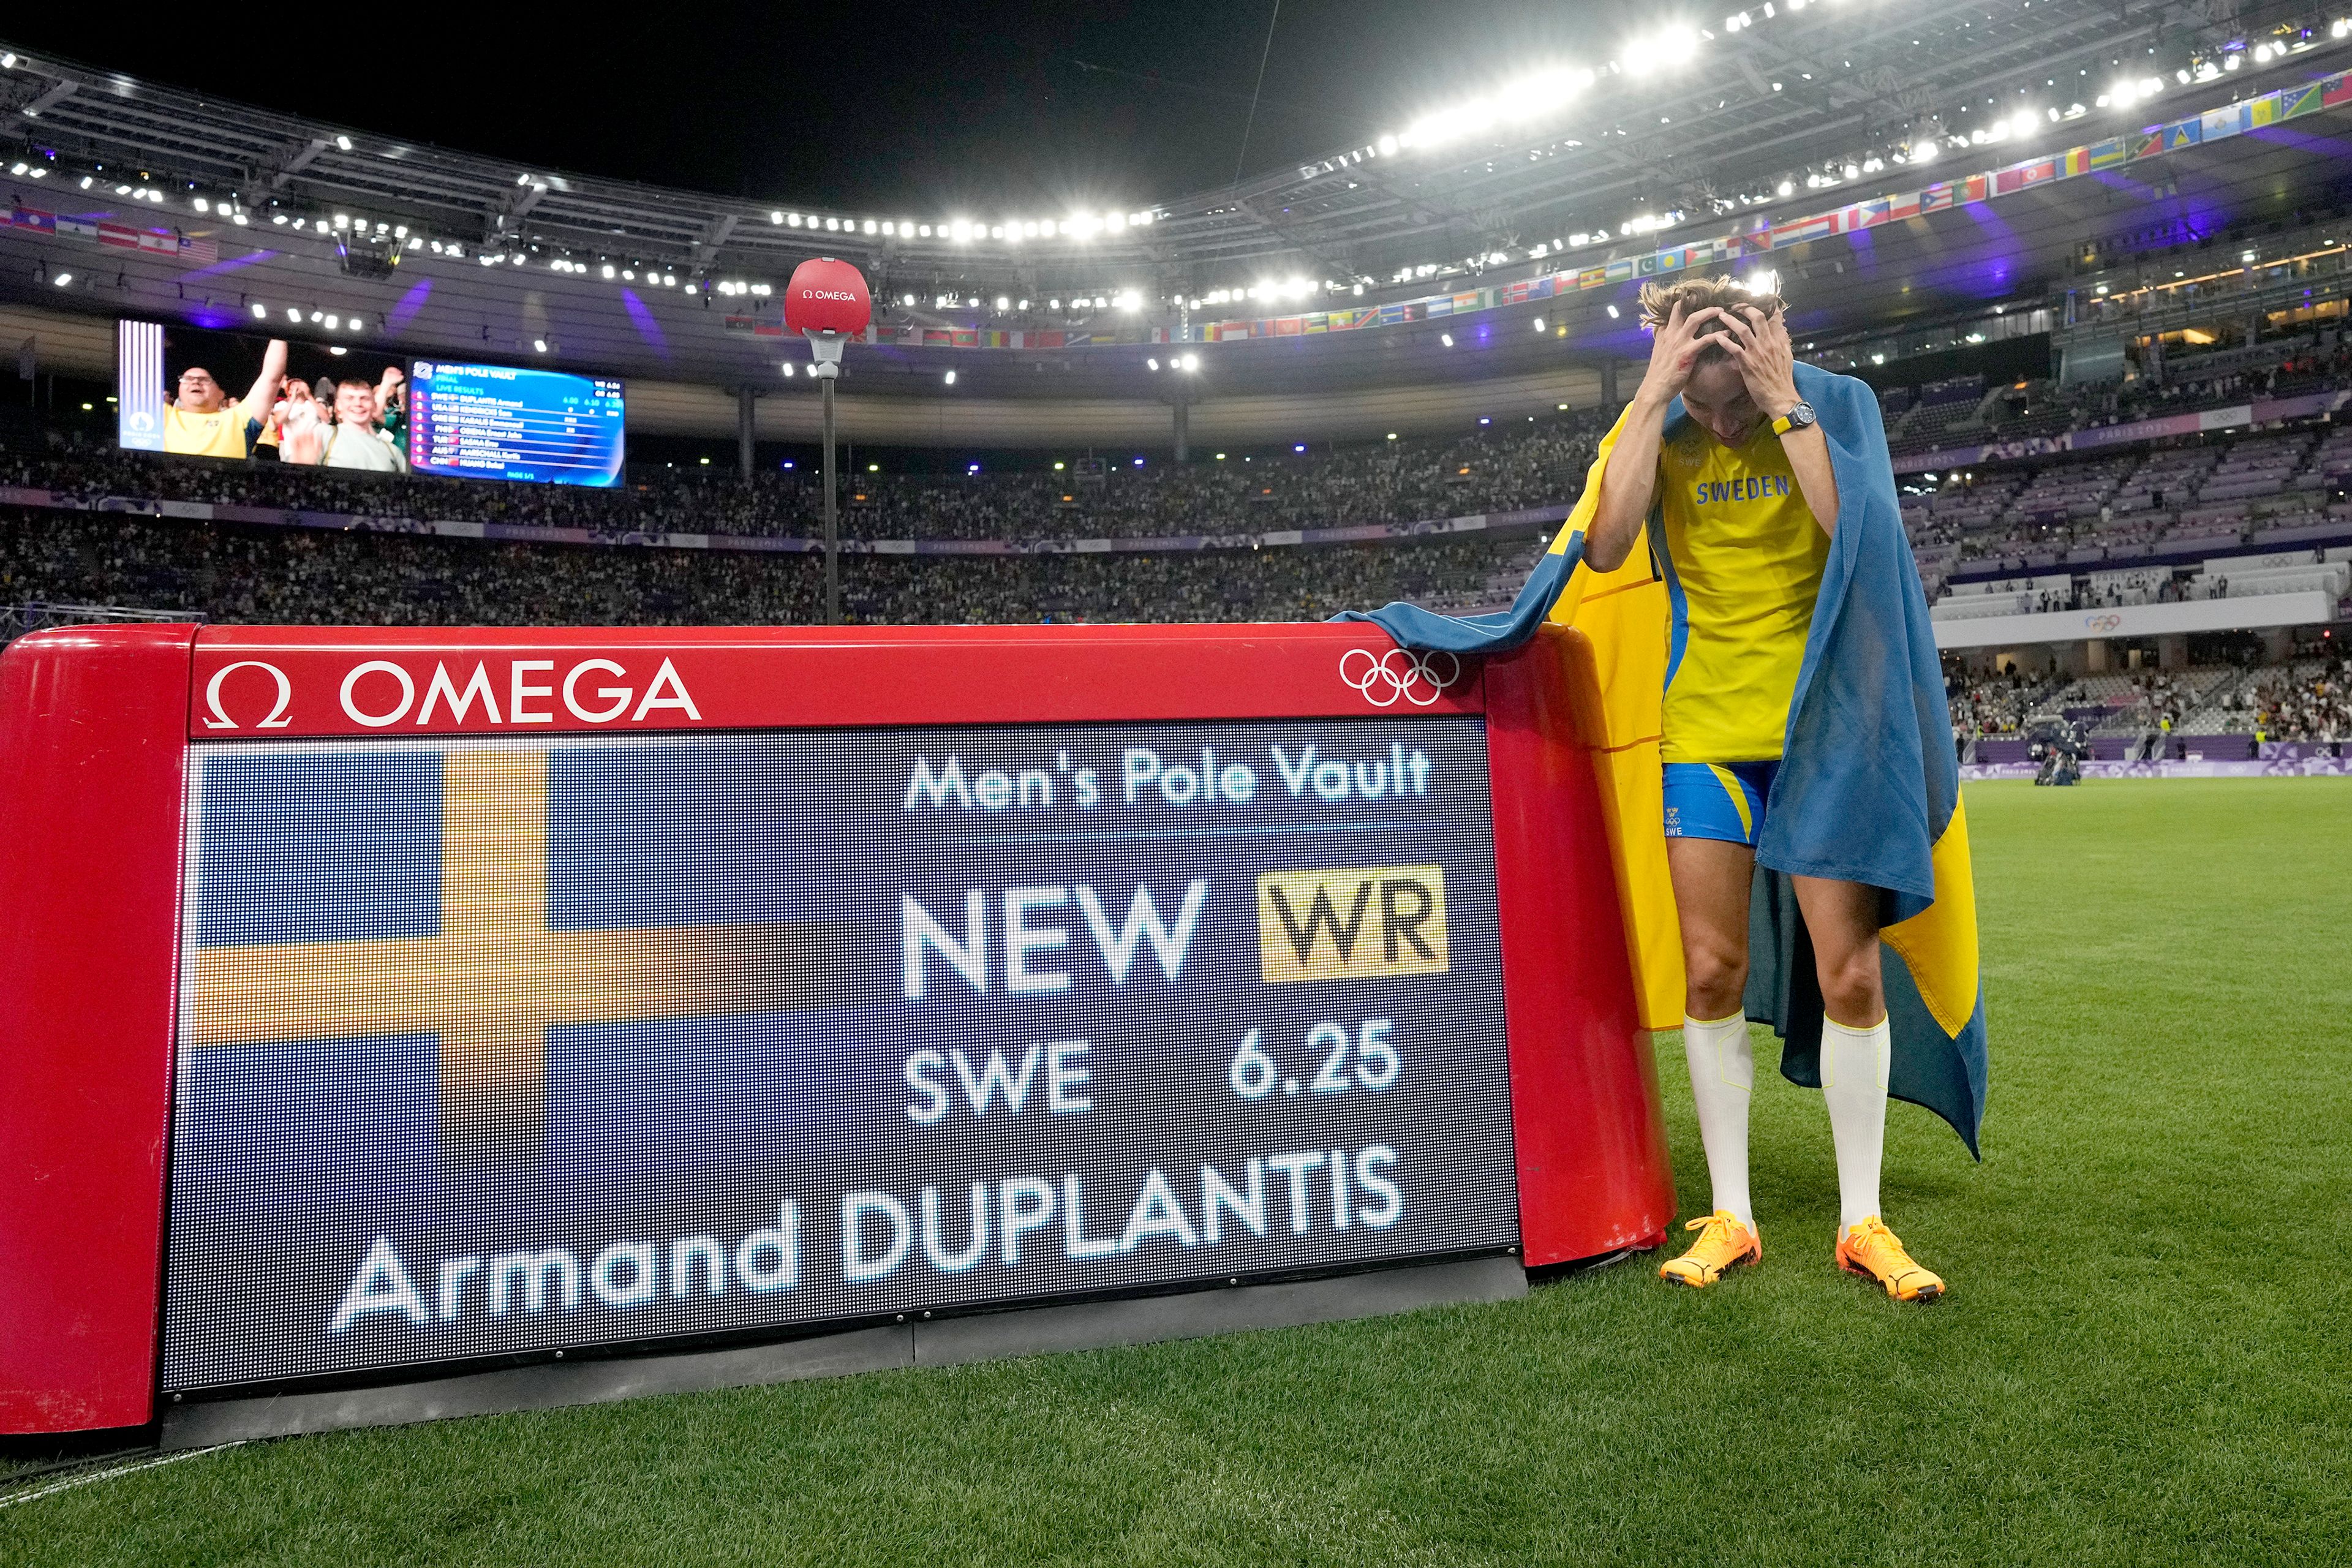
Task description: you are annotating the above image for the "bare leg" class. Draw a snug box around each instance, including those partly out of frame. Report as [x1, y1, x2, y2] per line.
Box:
[1667, 837, 1755, 1019]
[1790, 875, 1885, 1028]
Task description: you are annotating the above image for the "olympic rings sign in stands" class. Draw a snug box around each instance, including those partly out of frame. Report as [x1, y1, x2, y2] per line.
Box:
[1340, 647, 1461, 707]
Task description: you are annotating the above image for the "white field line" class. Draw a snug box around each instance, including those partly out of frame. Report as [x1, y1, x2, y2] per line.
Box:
[0, 1444, 243, 1511]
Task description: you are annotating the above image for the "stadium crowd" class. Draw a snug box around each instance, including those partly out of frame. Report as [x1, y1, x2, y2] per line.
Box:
[0, 504, 1534, 628]
[2216, 656, 2352, 740]
[1945, 666, 2050, 736]
[0, 411, 1605, 546]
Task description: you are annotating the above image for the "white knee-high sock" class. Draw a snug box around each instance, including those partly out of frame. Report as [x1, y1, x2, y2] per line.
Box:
[1681, 1012, 1754, 1230]
[1820, 1016, 1891, 1231]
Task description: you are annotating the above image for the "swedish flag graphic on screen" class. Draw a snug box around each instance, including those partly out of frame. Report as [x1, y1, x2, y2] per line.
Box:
[162, 723, 1523, 1392]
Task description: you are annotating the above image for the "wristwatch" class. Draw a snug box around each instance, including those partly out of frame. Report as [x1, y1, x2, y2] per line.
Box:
[1771, 401, 1818, 436]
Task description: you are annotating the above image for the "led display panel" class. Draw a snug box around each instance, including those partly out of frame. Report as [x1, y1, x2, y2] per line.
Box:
[404, 360, 625, 486]
[161, 717, 1520, 1392]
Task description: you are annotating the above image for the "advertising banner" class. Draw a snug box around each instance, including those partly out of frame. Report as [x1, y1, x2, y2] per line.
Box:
[162, 717, 1521, 1392]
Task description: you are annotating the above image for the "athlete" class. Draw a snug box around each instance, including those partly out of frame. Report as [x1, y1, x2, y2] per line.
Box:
[164, 339, 288, 459]
[1580, 274, 1944, 1302]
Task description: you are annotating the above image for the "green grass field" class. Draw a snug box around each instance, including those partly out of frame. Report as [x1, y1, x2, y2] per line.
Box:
[6, 778, 2348, 1565]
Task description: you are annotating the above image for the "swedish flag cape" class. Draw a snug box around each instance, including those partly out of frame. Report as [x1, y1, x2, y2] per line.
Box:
[1339, 361, 1988, 1154]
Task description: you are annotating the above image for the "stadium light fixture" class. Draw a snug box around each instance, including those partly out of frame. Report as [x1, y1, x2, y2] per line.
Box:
[944, 371, 956, 385]
[1180, 354, 1198, 371]
[334, 135, 352, 151]
[1440, 333, 1455, 347]
[250, 302, 266, 318]
[1606, 304, 1621, 318]
[51, 272, 70, 287]
[781, 362, 796, 377]
[533, 339, 547, 353]
[1147, 358, 1159, 371]
[1532, 317, 1546, 333]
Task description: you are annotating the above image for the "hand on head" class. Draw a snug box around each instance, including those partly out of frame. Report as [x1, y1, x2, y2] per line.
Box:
[1635, 300, 1732, 407]
[1709, 303, 1802, 423]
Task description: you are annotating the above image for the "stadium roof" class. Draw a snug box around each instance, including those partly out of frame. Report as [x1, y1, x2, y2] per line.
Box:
[6, 9, 2352, 446]
[7, 3, 2349, 307]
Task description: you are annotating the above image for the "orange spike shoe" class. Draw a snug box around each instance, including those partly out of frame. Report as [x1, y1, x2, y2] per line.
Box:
[1657, 1211, 1762, 1288]
[1836, 1216, 1945, 1302]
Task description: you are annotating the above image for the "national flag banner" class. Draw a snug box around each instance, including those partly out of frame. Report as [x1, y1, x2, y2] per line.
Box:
[950, 329, 976, 347]
[1852, 197, 1892, 229]
[1771, 213, 1836, 248]
[138, 230, 179, 257]
[97, 222, 143, 250]
[1425, 295, 1453, 318]
[2163, 119, 2202, 151]
[1604, 257, 1635, 282]
[1653, 251, 1682, 274]
[2201, 103, 2248, 141]
[1275, 317, 1303, 336]
[1454, 290, 1484, 313]
[2280, 82, 2323, 119]
[1961, 175, 1990, 203]
[2020, 157, 2058, 187]
[1032, 331, 1066, 350]
[2323, 71, 2352, 109]
[1501, 279, 1531, 305]
[1920, 184, 1955, 214]
[2087, 137, 2128, 170]
[1302, 314, 1328, 334]
[8, 206, 57, 234]
[2062, 147, 2090, 177]
[2134, 130, 2165, 159]
[2248, 92, 2282, 127]
[1528, 274, 1556, 299]
[1324, 310, 1359, 332]
[1578, 265, 1608, 288]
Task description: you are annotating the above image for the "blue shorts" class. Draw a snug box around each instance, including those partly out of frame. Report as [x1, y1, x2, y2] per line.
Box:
[1662, 760, 1780, 848]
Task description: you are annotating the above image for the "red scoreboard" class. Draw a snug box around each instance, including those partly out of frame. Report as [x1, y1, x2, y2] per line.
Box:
[0, 621, 1673, 1438]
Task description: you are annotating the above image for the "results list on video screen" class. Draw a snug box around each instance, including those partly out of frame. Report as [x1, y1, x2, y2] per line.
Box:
[405, 360, 625, 487]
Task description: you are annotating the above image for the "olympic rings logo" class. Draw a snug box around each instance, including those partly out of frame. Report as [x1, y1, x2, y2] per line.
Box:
[1340, 647, 1461, 707]
[2084, 614, 2124, 632]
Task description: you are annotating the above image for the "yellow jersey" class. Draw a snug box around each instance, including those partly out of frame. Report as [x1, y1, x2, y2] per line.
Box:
[164, 404, 261, 459]
[1654, 421, 1830, 763]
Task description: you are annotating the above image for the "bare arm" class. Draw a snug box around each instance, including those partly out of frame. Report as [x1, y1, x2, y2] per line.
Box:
[1584, 302, 1727, 573]
[236, 340, 290, 429]
[1717, 304, 1839, 533]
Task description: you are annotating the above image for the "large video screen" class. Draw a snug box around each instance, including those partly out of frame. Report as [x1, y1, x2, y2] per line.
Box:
[115, 318, 414, 470]
[160, 718, 1520, 1392]
[406, 360, 625, 486]
[112, 320, 624, 487]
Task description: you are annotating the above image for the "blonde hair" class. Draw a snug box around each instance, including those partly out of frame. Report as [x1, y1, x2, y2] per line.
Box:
[1636, 276, 1787, 363]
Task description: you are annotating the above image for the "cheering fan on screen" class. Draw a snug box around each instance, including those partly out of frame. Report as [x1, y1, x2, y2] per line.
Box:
[317, 375, 410, 472]
[163, 338, 288, 459]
